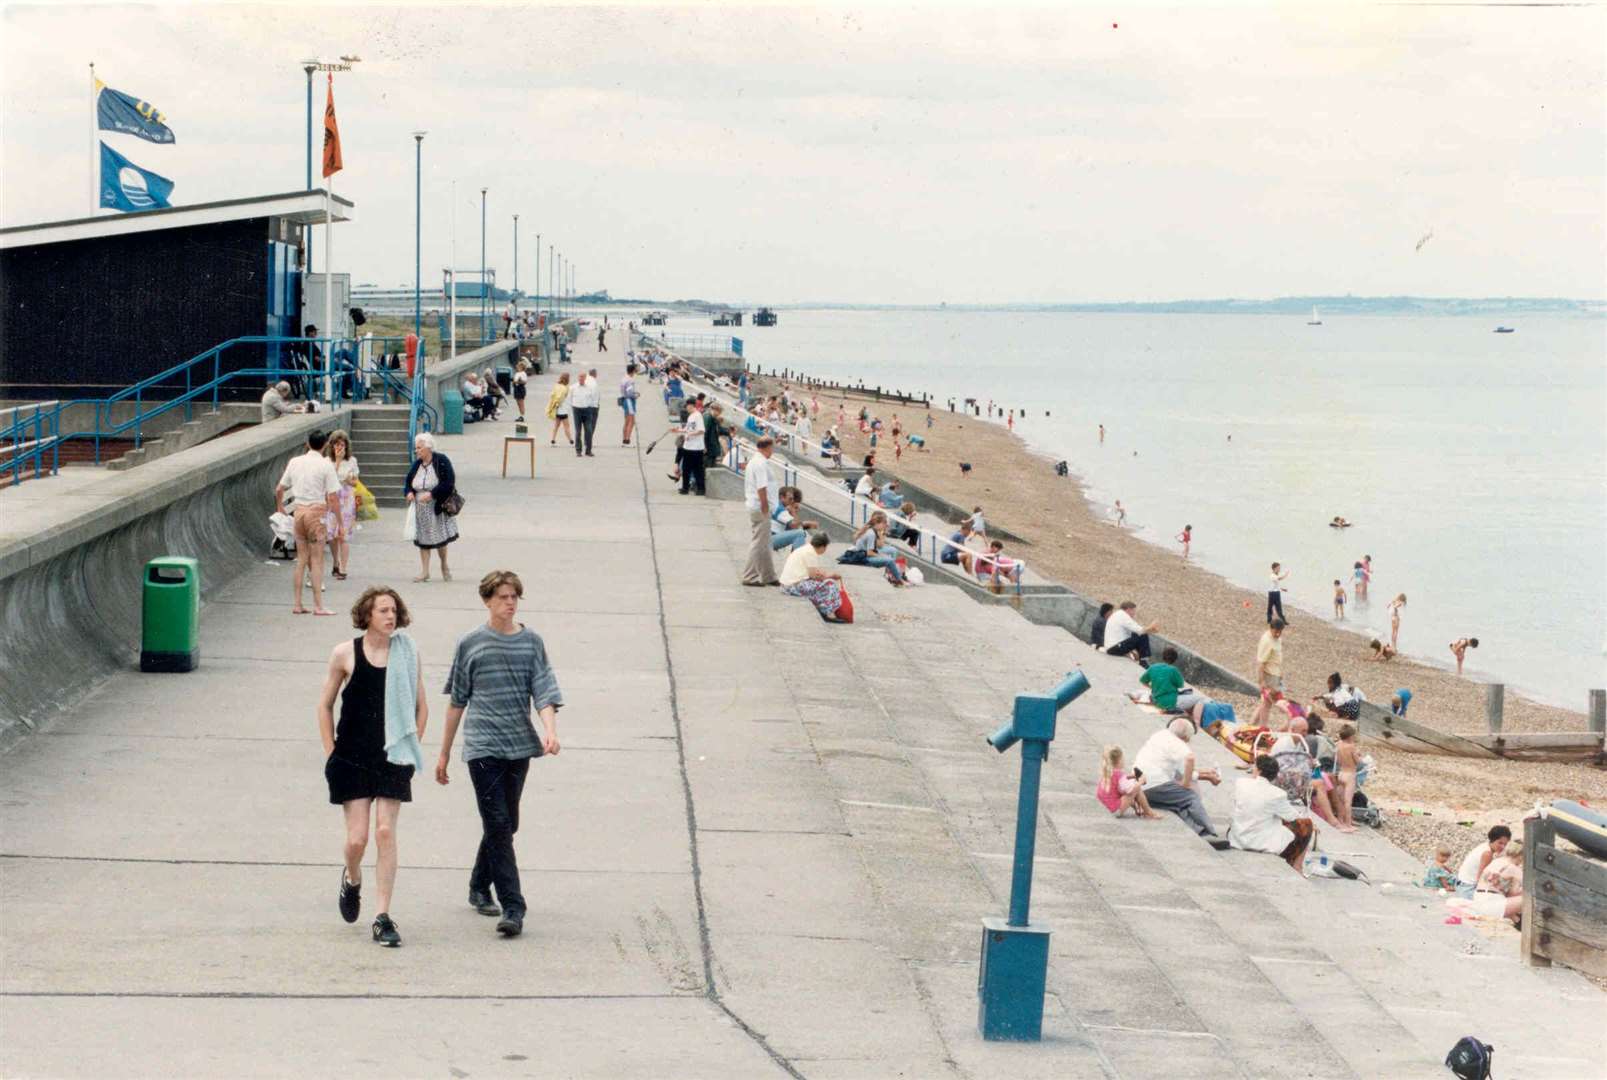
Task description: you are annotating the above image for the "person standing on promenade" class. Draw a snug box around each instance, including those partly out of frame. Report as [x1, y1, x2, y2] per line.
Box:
[438, 571, 564, 938]
[742, 436, 780, 586]
[597, 325, 608, 352]
[1267, 562, 1289, 624]
[1449, 637, 1479, 675]
[276, 430, 342, 616]
[1252, 618, 1287, 727]
[318, 586, 427, 947]
[571, 368, 601, 457]
[677, 396, 707, 496]
[546, 372, 573, 446]
[1387, 594, 1408, 650]
[512, 360, 530, 421]
[404, 433, 458, 583]
[323, 430, 359, 581]
[1176, 525, 1192, 559]
[619, 362, 640, 446]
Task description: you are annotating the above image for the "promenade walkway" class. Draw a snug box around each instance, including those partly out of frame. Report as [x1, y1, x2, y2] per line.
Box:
[2, 332, 1600, 1078]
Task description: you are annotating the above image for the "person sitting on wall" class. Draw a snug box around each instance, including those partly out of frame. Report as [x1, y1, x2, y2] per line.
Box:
[261, 380, 305, 423]
[1089, 602, 1115, 653]
[939, 520, 977, 573]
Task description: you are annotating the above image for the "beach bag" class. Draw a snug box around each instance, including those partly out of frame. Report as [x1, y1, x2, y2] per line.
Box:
[353, 480, 379, 521]
[1445, 1036, 1493, 1080]
[836, 587, 854, 624]
[838, 549, 869, 566]
[906, 566, 924, 586]
[402, 502, 418, 542]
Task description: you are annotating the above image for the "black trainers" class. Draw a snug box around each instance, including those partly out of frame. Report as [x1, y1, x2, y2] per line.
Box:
[496, 910, 524, 937]
[469, 888, 501, 917]
[338, 871, 361, 924]
[372, 913, 401, 947]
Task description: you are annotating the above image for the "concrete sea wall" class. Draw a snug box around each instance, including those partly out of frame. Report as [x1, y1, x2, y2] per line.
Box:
[0, 411, 340, 750]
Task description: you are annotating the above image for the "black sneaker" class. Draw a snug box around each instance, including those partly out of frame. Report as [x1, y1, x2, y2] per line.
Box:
[372, 913, 401, 947]
[496, 910, 524, 937]
[338, 872, 361, 924]
[469, 889, 501, 917]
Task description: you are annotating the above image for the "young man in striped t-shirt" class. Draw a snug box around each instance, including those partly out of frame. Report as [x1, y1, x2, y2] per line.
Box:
[437, 570, 564, 938]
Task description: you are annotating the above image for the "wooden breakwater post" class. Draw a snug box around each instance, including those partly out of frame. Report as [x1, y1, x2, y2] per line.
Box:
[1521, 813, 1607, 978]
[1590, 689, 1605, 735]
[1486, 683, 1504, 734]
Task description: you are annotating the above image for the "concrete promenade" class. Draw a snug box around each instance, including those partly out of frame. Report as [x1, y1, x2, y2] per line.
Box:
[2, 332, 1601, 1078]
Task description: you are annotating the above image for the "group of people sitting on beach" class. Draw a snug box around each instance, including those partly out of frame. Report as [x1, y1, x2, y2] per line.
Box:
[1426, 825, 1525, 925]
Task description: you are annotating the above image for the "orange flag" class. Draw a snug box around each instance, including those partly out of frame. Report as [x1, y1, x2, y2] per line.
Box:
[322, 73, 343, 179]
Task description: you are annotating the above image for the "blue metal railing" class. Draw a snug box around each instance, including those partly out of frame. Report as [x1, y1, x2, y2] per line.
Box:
[1, 334, 432, 485]
[407, 342, 434, 454]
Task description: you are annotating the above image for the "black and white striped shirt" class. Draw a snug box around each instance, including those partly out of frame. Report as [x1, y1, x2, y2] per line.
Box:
[444, 624, 564, 761]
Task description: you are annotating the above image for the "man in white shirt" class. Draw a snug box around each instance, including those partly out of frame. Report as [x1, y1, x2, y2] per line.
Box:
[677, 399, 707, 496]
[1132, 719, 1220, 837]
[570, 368, 601, 457]
[742, 436, 779, 586]
[1103, 600, 1158, 664]
[274, 430, 342, 616]
[1229, 755, 1313, 873]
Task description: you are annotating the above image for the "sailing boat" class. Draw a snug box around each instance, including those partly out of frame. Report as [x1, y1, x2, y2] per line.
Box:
[1307, 305, 1323, 326]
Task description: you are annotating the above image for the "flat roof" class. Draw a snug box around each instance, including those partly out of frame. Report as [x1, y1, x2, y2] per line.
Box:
[0, 190, 355, 251]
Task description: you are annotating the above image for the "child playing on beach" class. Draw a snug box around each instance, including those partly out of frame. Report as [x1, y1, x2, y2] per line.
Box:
[1333, 723, 1360, 828]
[1367, 638, 1397, 662]
[1176, 525, 1192, 559]
[1422, 845, 1458, 891]
[1333, 580, 1346, 619]
[1449, 637, 1479, 676]
[1387, 594, 1407, 650]
[1112, 500, 1127, 527]
[1360, 555, 1373, 601]
[1351, 562, 1366, 603]
[1096, 746, 1160, 818]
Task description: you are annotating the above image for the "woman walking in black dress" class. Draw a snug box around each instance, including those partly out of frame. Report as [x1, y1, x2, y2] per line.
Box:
[317, 587, 427, 946]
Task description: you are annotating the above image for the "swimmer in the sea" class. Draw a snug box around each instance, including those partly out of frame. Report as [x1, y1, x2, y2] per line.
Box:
[1176, 525, 1191, 559]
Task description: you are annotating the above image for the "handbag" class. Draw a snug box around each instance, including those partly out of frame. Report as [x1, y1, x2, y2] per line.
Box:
[835, 586, 854, 623]
[440, 491, 465, 517]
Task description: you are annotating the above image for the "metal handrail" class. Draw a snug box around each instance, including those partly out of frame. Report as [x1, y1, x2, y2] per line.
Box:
[1, 334, 411, 485]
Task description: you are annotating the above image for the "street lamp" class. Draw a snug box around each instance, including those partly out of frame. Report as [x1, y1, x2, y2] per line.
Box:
[512, 214, 519, 312]
[479, 187, 487, 343]
[412, 132, 426, 340]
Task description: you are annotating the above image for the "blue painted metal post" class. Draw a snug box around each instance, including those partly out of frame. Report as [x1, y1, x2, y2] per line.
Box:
[414, 133, 424, 339]
[978, 671, 1090, 1042]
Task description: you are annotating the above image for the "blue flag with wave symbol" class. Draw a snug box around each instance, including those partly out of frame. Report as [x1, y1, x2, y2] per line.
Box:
[96, 82, 175, 144]
[99, 142, 174, 212]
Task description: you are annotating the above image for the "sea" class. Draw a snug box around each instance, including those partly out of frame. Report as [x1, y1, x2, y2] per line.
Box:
[639, 306, 1606, 710]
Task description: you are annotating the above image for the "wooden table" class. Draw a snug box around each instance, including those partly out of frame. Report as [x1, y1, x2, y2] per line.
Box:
[502, 436, 536, 477]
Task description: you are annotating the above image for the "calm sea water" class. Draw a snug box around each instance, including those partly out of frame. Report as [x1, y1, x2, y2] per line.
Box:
[709, 307, 1606, 709]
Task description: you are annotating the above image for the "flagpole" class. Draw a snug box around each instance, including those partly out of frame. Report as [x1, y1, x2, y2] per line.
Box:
[89, 62, 98, 214]
[325, 181, 334, 408]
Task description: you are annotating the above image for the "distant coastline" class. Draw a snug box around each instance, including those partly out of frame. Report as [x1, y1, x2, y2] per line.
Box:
[732, 296, 1607, 317]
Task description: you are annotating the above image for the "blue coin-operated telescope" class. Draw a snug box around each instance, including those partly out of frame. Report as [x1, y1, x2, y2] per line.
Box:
[977, 670, 1090, 1041]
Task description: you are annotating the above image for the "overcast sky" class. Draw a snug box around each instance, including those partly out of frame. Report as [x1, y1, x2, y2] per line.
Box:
[4, 3, 1604, 303]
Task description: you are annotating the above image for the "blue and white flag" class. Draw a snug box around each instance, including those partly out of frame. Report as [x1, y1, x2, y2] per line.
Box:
[99, 142, 174, 212]
[96, 81, 175, 144]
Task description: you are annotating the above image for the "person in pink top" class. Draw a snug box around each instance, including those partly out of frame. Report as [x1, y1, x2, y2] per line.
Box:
[1097, 745, 1160, 818]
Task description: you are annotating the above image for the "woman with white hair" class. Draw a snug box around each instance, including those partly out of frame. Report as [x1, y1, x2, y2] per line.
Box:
[402, 432, 458, 582]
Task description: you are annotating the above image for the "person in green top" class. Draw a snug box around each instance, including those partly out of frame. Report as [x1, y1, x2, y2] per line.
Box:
[1139, 647, 1208, 725]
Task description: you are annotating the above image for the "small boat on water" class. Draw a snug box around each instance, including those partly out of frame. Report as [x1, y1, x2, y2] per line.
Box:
[1493, 326, 1515, 334]
[643, 311, 668, 326]
[1307, 306, 1322, 326]
[753, 307, 778, 327]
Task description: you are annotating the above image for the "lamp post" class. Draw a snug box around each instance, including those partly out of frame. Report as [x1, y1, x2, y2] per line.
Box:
[535, 232, 541, 326]
[512, 214, 519, 312]
[412, 132, 426, 340]
[479, 187, 487, 344]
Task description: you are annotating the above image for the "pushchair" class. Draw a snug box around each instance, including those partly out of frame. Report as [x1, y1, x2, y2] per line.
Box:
[268, 510, 297, 560]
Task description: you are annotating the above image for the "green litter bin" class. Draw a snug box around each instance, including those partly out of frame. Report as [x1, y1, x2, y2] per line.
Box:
[441, 389, 465, 434]
[141, 556, 200, 673]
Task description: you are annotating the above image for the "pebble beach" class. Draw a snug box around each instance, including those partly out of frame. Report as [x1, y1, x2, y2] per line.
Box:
[772, 381, 1606, 850]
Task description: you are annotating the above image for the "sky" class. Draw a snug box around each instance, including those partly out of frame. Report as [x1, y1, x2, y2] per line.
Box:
[3, 3, 1604, 305]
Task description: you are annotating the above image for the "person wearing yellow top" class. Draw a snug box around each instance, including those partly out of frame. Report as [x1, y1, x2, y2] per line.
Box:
[779, 533, 847, 622]
[545, 373, 573, 446]
[1251, 618, 1287, 727]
